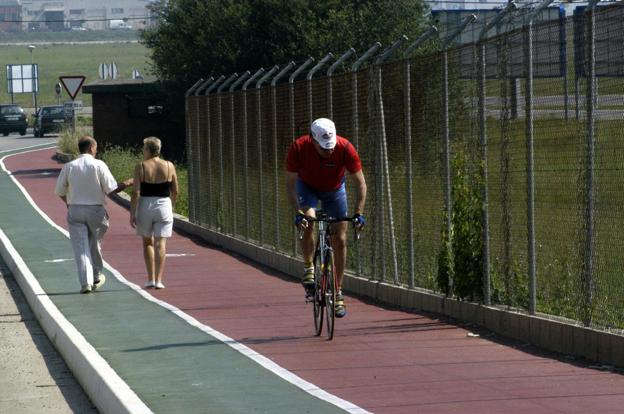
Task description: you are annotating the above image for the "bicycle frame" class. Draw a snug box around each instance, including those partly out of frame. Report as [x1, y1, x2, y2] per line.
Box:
[303, 211, 355, 340]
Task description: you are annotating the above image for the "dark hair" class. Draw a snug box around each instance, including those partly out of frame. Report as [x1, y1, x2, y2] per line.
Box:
[78, 136, 96, 154]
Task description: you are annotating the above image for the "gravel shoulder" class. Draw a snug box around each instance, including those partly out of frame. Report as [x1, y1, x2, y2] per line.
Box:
[0, 259, 97, 414]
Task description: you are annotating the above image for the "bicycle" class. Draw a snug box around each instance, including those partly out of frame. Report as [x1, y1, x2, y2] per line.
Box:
[300, 211, 359, 340]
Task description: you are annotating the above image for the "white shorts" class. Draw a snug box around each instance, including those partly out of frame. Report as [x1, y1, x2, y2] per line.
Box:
[135, 197, 173, 238]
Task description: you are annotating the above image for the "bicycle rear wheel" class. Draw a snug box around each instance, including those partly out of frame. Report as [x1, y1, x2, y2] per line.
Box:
[325, 250, 336, 340]
[313, 251, 324, 336]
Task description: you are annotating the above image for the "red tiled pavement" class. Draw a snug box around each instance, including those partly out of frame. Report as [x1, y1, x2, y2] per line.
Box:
[6, 148, 624, 414]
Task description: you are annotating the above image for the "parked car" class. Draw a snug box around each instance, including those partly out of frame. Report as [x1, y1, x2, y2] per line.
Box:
[0, 104, 27, 136]
[33, 105, 68, 137]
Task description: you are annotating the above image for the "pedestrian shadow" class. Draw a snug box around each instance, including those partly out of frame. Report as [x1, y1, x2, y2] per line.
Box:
[10, 168, 61, 177]
[122, 339, 223, 352]
[123, 334, 313, 352]
[343, 320, 457, 337]
[42, 287, 128, 296]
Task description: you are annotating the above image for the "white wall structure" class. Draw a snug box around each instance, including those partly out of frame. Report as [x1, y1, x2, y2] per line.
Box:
[21, 0, 153, 31]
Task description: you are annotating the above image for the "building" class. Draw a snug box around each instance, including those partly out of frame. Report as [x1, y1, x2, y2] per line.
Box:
[83, 79, 185, 161]
[0, 0, 22, 32]
[21, 0, 153, 31]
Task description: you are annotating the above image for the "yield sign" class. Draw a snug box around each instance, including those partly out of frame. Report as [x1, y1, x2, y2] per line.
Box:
[59, 76, 86, 100]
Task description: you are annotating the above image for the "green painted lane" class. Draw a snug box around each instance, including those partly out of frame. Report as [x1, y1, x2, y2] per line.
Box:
[0, 150, 345, 414]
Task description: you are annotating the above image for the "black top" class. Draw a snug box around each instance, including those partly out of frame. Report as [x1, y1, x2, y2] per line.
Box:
[140, 161, 171, 197]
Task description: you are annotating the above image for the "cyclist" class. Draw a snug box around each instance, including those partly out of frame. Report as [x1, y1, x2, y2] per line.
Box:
[286, 118, 367, 318]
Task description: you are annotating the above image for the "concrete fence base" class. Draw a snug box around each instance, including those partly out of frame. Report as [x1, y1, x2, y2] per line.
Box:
[112, 193, 624, 369]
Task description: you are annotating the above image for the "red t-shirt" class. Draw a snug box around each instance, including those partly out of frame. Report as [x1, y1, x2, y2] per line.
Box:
[286, 134, 362, 192]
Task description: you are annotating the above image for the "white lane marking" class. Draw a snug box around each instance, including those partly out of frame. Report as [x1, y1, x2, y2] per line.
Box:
[0, 142, 57, 155]
[44, 258, 74, 263]
[165, 253, 196, 257]
[1, 147, 372, 414]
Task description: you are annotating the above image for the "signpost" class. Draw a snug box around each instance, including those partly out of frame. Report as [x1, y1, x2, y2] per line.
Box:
[55, 82, 61, 104]
[59, 75, 86, 131]
[6, 63, 39, 107]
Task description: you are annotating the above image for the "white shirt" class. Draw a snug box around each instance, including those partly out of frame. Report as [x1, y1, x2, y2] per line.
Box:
[55, 154, 118, 205]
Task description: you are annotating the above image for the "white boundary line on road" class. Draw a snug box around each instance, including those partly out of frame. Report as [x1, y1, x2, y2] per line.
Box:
[0, 146, 152, 414]
[0, 142, 58, 155]
[1, 146, 371, 414]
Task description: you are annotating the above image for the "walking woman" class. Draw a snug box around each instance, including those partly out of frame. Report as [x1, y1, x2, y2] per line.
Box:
[130, 137, 178, 289]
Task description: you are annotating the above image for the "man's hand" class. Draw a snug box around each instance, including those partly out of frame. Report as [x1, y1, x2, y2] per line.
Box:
[294, 212, 308, 229]
[130, 213, 137, 229]
[353, 213, 365, 230]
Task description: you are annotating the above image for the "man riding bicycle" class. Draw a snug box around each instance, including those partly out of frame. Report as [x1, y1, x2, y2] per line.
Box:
[286, 118, 367, 318]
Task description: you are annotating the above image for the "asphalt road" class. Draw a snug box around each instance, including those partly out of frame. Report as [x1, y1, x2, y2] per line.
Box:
[0, 131, 57, 151]
[0, 137, 97, 414]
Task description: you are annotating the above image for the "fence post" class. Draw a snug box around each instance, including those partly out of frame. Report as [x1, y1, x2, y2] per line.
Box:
[307, 53, 333, 124]
[188, 78, 208, 224]
[583, 0, 599, 326]
[204, 76, 225, 229]
[404, 27, 438, 289]
[271, 62, 296, 250]
[479, 2, 515, 305]
[242, 69, 265, 240]
[442, 14, 477, 296]
[375, 35, 407, 284]
[575, 76, 580, 120]
[526, 0, 553, 315]
[352, 42, 382, 277]
[229, 71, 251, 236]
[289, 58, 314, 256]
[327, 48, 356, 119]
[217, 73, 238, 232]
[256, 66, 280, 246]
[185, 78, 204, 223]
[352, 43, 382, 153]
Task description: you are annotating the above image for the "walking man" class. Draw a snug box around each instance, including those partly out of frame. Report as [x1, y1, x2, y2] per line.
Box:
[55, 136, 130, 293]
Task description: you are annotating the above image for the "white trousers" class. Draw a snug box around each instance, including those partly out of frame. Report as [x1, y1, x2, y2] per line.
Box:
[67, 205, 109, 288]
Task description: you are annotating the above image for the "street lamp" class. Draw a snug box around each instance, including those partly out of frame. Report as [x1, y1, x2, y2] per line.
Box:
[27, 44, 35, 63]
[27, 45, 37, 113]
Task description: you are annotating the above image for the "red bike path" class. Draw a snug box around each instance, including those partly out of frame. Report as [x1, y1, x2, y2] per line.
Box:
[4, 147, 624, 413]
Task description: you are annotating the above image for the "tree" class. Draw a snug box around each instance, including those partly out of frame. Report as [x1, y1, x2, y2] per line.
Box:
[141, 0, 429, 87]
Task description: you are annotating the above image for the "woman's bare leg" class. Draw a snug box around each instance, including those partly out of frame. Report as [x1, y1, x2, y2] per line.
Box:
[154, 237, 167, 285]
[143, 237, 155, 283]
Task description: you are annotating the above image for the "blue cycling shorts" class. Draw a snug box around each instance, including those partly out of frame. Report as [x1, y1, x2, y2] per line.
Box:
[296, 178, 348, 219]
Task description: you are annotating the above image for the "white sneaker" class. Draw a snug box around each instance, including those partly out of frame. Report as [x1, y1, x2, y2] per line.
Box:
[145, 280, 155, 288]
[93, 275, 106, 291]
[155, 282, 165, 289]
[80, 285, 92, 294]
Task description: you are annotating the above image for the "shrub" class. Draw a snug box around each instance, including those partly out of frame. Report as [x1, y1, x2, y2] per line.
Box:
[437, 150, 484, 301]
[57, 127, 91, 157]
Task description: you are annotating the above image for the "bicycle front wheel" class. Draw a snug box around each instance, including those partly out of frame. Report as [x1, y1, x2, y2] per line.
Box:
[313, 251, 324, 336]
[325, 250, 336, 340]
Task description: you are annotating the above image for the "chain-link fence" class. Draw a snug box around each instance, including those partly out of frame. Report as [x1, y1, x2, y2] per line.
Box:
[185, 3, 624, 332]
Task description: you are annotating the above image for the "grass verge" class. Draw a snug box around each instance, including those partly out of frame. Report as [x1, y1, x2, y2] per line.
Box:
[99, 146, 188, 218]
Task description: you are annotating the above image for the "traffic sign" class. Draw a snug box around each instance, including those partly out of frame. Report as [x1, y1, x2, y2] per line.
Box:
[98, 63, 107, 80]
[63, 101, 74, 117]
[59, 76, 85, 100]
[63, 100, 83, 118]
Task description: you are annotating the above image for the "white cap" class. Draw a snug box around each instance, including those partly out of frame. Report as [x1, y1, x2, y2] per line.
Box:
[310, 118, 337, 149]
